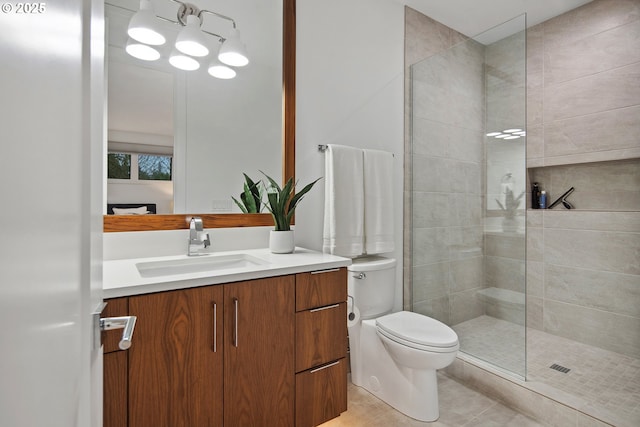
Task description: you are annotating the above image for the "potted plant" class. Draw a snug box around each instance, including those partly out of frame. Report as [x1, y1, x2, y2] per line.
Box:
[496, 188, 524, 232]
[261, 171, 321, 253]
[231, 173, 263, 213]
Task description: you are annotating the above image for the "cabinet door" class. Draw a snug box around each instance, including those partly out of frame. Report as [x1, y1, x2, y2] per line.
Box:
[129, 286, 224, 427]
[296, 358, 348, 427]
[103, 298, 128, 427]
[224, 276, 295, 427]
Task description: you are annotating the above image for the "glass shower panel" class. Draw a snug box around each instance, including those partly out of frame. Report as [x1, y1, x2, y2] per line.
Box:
[410, 15, 526, 378]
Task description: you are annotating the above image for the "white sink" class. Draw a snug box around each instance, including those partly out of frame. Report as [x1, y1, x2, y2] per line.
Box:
[136, 253, 268, 278]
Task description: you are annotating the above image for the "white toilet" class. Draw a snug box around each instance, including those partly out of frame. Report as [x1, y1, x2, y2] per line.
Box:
[347, 256, 459, 422]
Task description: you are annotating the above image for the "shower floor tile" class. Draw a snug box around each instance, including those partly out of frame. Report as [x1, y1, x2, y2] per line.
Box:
[454, 315, 640, 427]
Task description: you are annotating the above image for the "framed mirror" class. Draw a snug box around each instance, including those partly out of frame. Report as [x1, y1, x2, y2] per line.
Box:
[104, 0, 295, 232]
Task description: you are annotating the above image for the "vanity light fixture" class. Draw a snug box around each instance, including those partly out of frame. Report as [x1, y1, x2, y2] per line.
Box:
[128, 0, 166, 45]
[169, 50, 201, 70]
[125, 0, 249, 78]
[126, 38, 161, 61]
[208, 57, 236, 79]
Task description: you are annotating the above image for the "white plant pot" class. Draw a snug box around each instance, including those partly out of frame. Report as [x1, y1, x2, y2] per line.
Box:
[269, 230, 295, 254]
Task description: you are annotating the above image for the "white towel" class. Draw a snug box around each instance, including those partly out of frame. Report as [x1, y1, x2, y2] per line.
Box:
[363, 149, 394, 254]
[323, 144, 365, 257]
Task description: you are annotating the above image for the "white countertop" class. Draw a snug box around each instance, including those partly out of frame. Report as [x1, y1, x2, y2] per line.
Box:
[103, 247, 352, 298]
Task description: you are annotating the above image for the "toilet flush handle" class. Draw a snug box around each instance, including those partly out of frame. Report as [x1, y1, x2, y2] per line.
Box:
[352, 272, 366, 279]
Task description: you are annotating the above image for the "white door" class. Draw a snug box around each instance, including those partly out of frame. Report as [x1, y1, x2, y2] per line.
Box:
[0, 0, 105, 426]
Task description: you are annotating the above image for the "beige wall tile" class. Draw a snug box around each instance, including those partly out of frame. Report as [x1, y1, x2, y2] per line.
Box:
[527, 226, 544, 261]
[527, 297, 544, 330]
[543, 147, 640, 167]
[545, 264, 640, 318]
[544, 106, 640, 158]
[412, 261, 449, 302]
[527, 209, 543, 227]
[526, 125, 544, 159]
[485, 233, 525, 259]
[412, 226, 449, 265]
[544, 62, 640, 122]
[450, 256, 484, 293]
[404, 7, 451, 66]
[412, 192, 450, 228]
[450, 288, 484, 324]
[545, 20, 640, 85]
[413, 295, 450, 325]
[544, 299, 640, 358]
[543, 0, 640, 50]
[485, 256, 526, 293]
[527, 260, 544, 298]
[544, 228, 640, 275]
[543, 210, 640, 232]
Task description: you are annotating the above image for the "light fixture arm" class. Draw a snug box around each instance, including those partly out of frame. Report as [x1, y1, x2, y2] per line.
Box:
[169, 0, 237, 29]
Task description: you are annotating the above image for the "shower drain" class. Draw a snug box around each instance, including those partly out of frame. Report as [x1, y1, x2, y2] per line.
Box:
[550, 363, 571, 373]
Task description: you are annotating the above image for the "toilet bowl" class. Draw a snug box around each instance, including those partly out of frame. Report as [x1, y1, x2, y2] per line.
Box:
[348, 257, 459, 422]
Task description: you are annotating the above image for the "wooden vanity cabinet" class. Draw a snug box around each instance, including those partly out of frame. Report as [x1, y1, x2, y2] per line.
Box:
[103, 269, 346, 427]
[295, 268, 348, 427]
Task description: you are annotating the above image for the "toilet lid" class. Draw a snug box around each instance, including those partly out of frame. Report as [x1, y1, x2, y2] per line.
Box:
[375, 311, 458, 348]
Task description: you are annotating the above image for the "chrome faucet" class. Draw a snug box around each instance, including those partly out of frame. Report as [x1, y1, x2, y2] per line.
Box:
[188, 217, 210, 256]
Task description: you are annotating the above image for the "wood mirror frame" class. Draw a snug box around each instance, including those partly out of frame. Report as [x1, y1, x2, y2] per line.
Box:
[104, 0, 296, 232]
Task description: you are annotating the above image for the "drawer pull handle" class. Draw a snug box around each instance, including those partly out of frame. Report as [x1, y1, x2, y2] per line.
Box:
[310, 303, 340, 313]
[311, 268, 340, 275]
[212, 302, 217, 353]
[310, 360, 340, 374]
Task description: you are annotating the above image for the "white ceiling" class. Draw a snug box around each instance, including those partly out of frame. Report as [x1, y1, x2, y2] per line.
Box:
[399, 0, 594, 40]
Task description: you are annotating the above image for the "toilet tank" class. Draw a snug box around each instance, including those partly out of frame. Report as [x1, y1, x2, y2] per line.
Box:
[348, 256, 396, 319]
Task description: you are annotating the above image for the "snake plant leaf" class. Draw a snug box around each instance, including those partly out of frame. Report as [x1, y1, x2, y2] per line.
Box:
[260, 171, 320, 231]
[231, 196, 249, 213]
[285, 177, 322, 224]
[260, 170, 282, 192]
[242, 182, 257, 213]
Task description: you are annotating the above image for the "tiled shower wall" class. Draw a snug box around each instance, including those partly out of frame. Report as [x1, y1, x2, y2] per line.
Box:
[404, 8, 486, 325]
[525, 0, 640, 358]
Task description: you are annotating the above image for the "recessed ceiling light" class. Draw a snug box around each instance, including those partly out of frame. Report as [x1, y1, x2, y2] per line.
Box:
[486, 132, 501, 137]
[504, 135, 520, 140]
[494, 134, 511, 138]
[503, 128, 523, 133]
[513, 131, 526, 135]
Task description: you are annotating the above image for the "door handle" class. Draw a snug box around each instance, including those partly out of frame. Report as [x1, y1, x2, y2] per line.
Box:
[100, 315, 137, 350]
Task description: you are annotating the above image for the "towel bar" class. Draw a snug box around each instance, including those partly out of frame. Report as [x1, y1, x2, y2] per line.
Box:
[317, 144, 394, 157]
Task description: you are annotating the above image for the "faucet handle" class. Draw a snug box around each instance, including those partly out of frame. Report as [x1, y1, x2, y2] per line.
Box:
[203, 233, 211, 248]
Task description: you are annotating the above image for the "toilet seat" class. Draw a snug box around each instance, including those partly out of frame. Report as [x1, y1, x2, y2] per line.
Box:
[376, 311, 459, 353]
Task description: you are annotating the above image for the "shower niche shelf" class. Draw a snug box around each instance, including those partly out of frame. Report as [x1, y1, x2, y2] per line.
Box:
[527, 158, 640, 212]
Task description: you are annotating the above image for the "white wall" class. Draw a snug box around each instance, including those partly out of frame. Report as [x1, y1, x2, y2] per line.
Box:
[295, 0, 405, 310]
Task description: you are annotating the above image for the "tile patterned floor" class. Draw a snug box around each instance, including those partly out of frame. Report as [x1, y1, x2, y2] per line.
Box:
[321, 373, 544, 427]
[454, 315, 640, 427]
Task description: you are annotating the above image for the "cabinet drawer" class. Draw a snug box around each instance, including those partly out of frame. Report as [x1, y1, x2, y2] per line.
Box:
[295, 358, 347, 427]
[103, 297, 129, 354]
[296, 268, 347, 312]
[296, 302, 347, 372]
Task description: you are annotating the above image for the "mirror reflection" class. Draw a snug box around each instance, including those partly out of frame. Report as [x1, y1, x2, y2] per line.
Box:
[106, 0, 283, 215]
